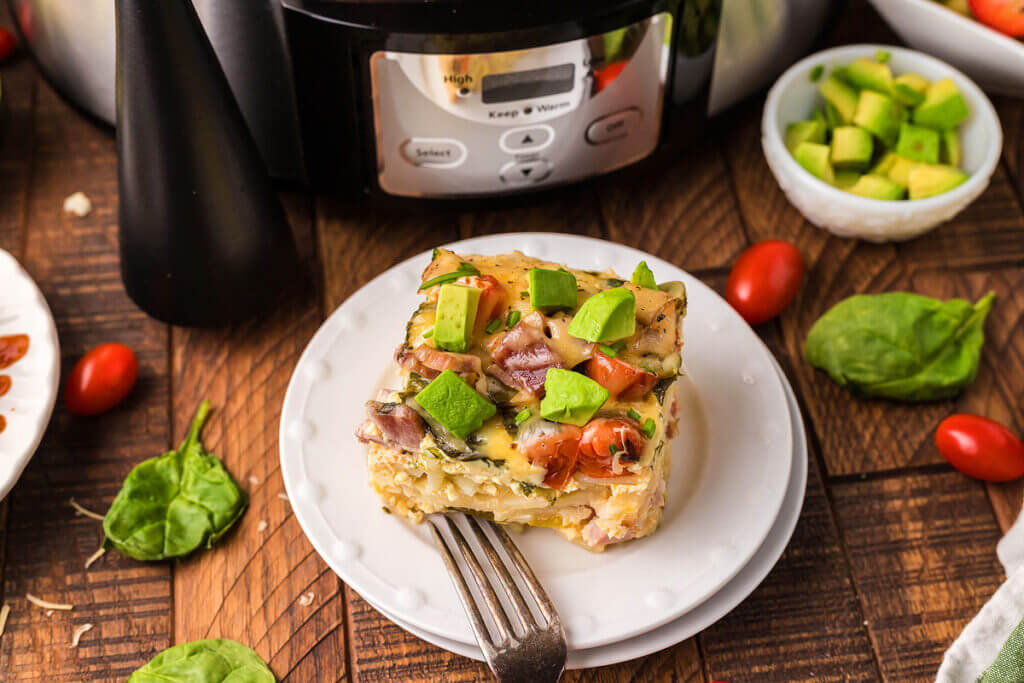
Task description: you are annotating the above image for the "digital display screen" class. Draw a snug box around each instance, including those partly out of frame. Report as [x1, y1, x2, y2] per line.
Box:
[481, 64, 575, 104]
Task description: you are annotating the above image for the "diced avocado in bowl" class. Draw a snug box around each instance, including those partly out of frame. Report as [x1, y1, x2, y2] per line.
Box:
[783, 53, 972, 202]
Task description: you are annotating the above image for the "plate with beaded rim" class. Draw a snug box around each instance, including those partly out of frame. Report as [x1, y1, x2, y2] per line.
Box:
[280, 233, 793, 650]
[0, 248, 60, 500]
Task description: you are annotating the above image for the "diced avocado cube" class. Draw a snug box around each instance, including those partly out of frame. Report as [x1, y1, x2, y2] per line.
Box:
[823, 102, 844, 132]
[812, 107, 827, 129]
[913, 78, 970, 129]
[844, 57, 894, 94]
[830, 126, 874, 170]
[819, 75, 858, 124]
[834, 170, 862, 190]
[887, 156, 920, 186]
[528, 268, 578, 313]
[785, 120, 827, 154]
[434, 284, 480, 353]
[794, 142, 836, 185]
[895, 123, 940, 163]
[848, 174, 907, 200]
[414, 370, 497, 439]
[870, 152, 900, 176]
[567, 287, 636, 343]
[539, 368, 609, 427]
[892, 73, 929, 107]
[853, 90, 900, 147]
[941, 128, 962, 166]
[907, 164, 968, 199]
[630, 261, 658, 290]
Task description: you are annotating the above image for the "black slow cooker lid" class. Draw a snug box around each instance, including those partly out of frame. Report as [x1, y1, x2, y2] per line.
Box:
[283, 0, 675, 38]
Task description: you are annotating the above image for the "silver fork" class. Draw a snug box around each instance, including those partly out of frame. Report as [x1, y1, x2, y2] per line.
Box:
[428, 512, 568, 682]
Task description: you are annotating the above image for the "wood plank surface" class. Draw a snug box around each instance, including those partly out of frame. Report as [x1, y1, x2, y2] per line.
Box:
[0, 80, 172, 680]
[171, 196, 347, 682]
[832, 472, 1004, 681]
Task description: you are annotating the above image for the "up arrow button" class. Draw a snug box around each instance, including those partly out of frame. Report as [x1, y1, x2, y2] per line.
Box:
[500, 125, 555, 154]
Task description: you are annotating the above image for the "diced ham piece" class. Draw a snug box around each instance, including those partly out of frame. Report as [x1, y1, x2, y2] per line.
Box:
[584, 351, 658, 401]
[396, 344, 482, 380]
[582, 520, 636, 549]
[486, 312, 564, 394]
[357, 401, 425, 452]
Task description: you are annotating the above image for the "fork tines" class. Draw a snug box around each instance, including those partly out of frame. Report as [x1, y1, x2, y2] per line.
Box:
[428, 512, 567, 679]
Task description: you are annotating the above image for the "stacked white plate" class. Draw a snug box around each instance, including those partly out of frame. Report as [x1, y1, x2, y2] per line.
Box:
[280, 234, 807, 668]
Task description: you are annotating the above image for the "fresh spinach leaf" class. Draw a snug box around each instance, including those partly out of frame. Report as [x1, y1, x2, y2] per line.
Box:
[103, 401, 248, 561]
[127, 638, 274, 682]
[805, 292, 994, 401]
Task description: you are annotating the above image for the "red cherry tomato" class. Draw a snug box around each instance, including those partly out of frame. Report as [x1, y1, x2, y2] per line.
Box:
[64, 343, 139, 416]
[935, 414, 1024, 482]
[0, 27, 17, 63]
[969, 0, 1024, 37]
[725, 240, 805, 325]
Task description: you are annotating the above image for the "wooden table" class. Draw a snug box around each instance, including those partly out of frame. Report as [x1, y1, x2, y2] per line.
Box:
[1, 2, 1023, 680]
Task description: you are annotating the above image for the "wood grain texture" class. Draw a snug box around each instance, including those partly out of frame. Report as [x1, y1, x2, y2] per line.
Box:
[832, 472, 1004, 681]
[171, 195, 346, 682]
[0, 81, 172, 680]
[0, 49, 35, 254]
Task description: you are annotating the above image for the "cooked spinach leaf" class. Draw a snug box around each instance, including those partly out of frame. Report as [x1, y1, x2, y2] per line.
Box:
[805, 292, 994, 402]
[103, 401, 248, 561]
[127, 638, 274, 682]
[652, 376, 676, 405]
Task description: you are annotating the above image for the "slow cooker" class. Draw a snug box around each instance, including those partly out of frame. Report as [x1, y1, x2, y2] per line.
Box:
[12, 0, 834, 201]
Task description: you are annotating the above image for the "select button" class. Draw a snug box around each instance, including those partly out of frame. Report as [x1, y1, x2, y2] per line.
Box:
[400, 138, 467, 168]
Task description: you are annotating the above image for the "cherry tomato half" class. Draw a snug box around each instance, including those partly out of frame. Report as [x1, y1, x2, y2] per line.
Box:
[725, 240, 805, 325]
[969, 0, 1024, 37]
[64, 343, 139, 416]
[935, 414, 1024, 482]
[0, 27, 17, 63]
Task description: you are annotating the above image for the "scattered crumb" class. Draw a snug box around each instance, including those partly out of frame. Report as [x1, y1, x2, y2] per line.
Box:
[26, 594, 74, 611]
[248, 476, 260, 486]
[45, 610, 54, 617]
[0, 604, 10, 640]
[298, 592, 315, 607]
[277, 493, 289, 501]
[69, 623, 93, 648]
[69, 498, 104, 521]
[84, 546, 106, 570]
[257, 520, 268, 533]
[63, 192, 92, 218]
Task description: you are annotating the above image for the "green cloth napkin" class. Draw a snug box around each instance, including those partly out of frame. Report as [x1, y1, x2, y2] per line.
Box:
[981, 617, 1024, 682]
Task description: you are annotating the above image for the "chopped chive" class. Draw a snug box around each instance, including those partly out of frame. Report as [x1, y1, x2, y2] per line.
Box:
[431, 247, 440, 260]
[422, 328, 434, 338]
[514, 408, 532, 425]
[484, 318, 502, 335]
[611, 340, 626, 353]
[608, 444, 619, 455]
[520, 291, 530, 300]
[628, 408, 642, 422]
[809, 64, 825, 82]
[418, 264, 480, 291]
[506, 310, 522, 330]
[875, 50, 891, 63]
[642, 418, 656, 439]
[598, 343, 619, 357]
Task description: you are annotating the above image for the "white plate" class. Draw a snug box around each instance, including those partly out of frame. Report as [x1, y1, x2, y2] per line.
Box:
[868, 0, 1024, 96]
[362, 356, 807, 669]
[0, 249, 60, 500]
[280, 233, 793, 650]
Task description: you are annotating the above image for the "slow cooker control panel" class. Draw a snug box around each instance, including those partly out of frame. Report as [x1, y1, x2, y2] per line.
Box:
[370, 13, 671, 198]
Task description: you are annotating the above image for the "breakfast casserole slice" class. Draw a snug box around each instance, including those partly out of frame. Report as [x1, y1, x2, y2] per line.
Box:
[356, 249, 686, 551]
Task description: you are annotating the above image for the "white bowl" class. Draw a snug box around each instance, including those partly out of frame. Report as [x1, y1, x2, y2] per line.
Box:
[867, 0, 1024, 96]
[762, 44, 1002, 243]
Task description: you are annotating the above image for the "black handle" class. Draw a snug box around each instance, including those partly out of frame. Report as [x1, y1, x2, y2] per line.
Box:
[115, 0, 299, 327]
